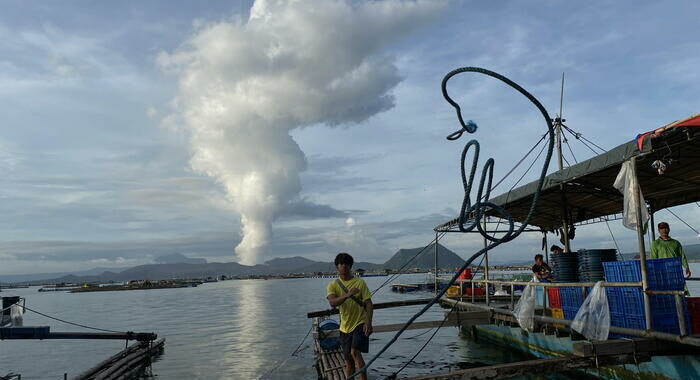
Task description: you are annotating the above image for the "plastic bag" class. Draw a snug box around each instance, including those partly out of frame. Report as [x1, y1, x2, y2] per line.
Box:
[514, 282, 536, 331]
[10, 304, 23, 327]
[613, 160, 649, 232]
[571, 282, 610, 341]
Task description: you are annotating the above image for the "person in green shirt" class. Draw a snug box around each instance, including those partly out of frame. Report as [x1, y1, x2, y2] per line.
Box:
[326, 253, 373, 380]
[650, 221, 691, 277]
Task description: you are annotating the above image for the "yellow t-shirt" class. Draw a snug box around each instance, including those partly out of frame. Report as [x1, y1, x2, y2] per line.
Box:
[326, 276, 372, 333]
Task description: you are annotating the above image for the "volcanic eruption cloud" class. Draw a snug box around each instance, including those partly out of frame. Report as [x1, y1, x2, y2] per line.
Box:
[159, 0, 445, 265]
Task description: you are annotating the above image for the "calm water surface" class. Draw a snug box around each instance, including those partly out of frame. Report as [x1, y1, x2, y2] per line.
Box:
[4, 266, 700, 380]
[1, 273, 526, 380]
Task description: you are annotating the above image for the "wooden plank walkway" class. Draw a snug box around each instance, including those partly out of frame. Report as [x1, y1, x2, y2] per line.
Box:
[313, 318, 346, 380]
[399, 354, 651, 380]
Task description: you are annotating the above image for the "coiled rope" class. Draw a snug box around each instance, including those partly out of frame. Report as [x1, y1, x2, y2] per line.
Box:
[349, 67, 555, 379]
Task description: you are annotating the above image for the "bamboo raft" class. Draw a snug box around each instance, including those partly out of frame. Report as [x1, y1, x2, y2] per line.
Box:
[72, 338, 165, 380]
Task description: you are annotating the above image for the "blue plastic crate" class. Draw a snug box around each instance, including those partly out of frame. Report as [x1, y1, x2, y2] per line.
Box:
[602, 258, 685, 290]
[610, 312, 626, 328]
[606, 287, 624, 314]
[651, 311, 691, 335]
[650, 294, 679, 315]
[625, 315, 647, 330]
[562, 307, 579, 321]
[560, 287, 585, 309]
[621, 288, 645, 316]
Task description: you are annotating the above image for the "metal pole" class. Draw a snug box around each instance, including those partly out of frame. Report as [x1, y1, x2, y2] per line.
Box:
[675, 294, 688, 336]
[484, 215, 490, 306]
[555, 73, 571, 253]
[649, 202, 656, 242]
[633, 157, 652, 331]
[434, 232, 439, 295]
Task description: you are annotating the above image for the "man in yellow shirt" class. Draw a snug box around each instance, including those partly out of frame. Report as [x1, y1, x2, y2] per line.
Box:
[326, 253, 373, 380]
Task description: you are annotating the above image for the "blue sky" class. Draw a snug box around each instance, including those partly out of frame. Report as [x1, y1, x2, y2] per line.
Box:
[1, 0, 699, 274]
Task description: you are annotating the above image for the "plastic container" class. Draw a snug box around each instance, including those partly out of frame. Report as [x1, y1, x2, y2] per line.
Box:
[547, 288, 562, 309]
[562, 307, 578, 321]
[603, 257, 685, 290]
[560, 287, 585, 309]
[446, 286, 461, 298]
[457, 268, 472, 280]
[464, 287, 485, 296]
[318, 319, 341, 350]
[550, 307, 565, 328]
[687, 297, 700, 334]
[605, 287, 624, 314]
[550, 254, 579, 282]
[578, 249, 617, 282]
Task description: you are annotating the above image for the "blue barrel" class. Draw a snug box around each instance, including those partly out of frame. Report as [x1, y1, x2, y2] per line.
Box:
[319, 319, 341, 350]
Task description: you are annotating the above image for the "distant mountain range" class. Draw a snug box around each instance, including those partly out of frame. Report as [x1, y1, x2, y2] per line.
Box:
[5, 243, 699, 286]
[0, 244, 461, 285]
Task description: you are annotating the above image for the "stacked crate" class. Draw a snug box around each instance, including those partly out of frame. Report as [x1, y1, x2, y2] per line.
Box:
[559, 287, 586, 321]
[603, 257, 689, 335]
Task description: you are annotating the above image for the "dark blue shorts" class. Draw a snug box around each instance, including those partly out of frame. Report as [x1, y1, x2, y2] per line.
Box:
[339, 323, 369, 360]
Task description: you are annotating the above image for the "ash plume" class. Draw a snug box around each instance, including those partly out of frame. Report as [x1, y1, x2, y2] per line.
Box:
[159, 0, 445, 265]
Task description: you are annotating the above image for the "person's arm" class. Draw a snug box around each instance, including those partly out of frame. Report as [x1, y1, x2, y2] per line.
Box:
[363, 299, 373, 336]
[362, 282, 373, 336]
[327, 287, 359, 307]
[680, 243, 691, 277]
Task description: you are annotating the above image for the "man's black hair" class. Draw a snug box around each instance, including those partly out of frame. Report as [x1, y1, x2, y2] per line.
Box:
[534, 254, 544, 261]
[334, 252, 354, 266]
[550, 245, 563, 252]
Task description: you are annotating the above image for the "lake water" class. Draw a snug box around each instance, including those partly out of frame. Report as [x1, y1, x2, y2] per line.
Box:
[1, 273, 530, 380]
[3, 265, 700, 380]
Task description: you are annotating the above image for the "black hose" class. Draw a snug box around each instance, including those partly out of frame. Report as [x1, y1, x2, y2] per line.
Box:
[348, 67, 555, 379]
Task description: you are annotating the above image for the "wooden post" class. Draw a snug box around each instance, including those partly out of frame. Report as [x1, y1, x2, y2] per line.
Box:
[676, 294, 688, 336]
[484, 216, 490, 306]
[633, 157, 652, 331]
[649, 202, 656, 249]
[510, 284, 515, 310]
[434, 232, 439, 295]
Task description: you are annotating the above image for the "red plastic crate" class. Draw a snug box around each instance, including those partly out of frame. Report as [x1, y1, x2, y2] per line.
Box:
[547, 288, 562, 308]
[464, 287, 485, 296]
[688, 297, 700, 334]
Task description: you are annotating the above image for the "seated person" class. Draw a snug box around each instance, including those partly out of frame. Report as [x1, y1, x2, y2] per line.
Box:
[532, 254, 553, 282]
[550, 245, 565, 254]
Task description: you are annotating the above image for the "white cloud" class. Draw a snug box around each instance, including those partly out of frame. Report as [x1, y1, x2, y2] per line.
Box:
[159, 0, 446, 265]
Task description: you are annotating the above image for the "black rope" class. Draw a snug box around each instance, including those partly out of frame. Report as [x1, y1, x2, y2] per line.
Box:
[562, 154, 571, 168]
[562, 129, 578, 164]
[372, 232, 446, 296]
[562, 124, 607, 153]
[385, 302, 459, 379]
[348, 67, 555, 379]
[489, 137, 550, 236]
[604, 219, 624, 260]
[666, 208, 700, 236]
[21, 305, 126, 334]
[261, 326, 313, 378]
[489, 132, 547, 194]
